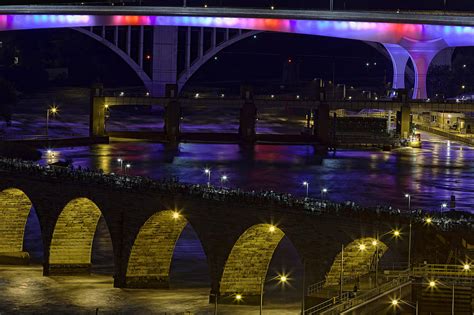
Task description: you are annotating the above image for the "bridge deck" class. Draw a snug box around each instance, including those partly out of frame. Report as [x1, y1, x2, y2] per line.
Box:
[3, 6, 474, 27]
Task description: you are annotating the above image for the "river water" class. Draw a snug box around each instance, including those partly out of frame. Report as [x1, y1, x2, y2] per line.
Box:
[41, 131, 473, 213]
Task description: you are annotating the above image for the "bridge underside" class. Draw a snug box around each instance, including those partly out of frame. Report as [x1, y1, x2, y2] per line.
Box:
[0, 8, 472, 99]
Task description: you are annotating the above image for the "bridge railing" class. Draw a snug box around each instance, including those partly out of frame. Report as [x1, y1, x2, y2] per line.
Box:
[412, 264, 473, 278]
[307, 280, 326, 296]
[316, 276, 412, 315]
[304, 292, 352, 315]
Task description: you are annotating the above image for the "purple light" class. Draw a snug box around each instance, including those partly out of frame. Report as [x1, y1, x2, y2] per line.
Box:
[0, 14, 473, 47]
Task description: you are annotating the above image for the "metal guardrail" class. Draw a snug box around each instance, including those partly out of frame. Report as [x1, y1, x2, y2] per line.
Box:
[412, 264, 473, 278]
[318, 277, 412, 315]
[307, 280, 326, 296]
[304, 292, 352, 315]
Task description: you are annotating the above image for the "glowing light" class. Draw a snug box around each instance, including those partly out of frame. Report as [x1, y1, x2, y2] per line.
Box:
[393, 230, 401, 237]
[372, 240, 378, 246]
[49, 106, 58, 114]
[359, 244, 366, 251]
[235, 294, 242, 301]
[195, 93, 200, 98]
[429, 280, 436, 287]
[269, 225, 276, 233]
[425, 217, 432, 224]
[405, 193, 410, 198]
[172, 211, 180, 219]
[204, 168, 210, 174]
[125, 163, 131, 168]
[105, 104, 109, 109]
[463, 264, 471, 271]
[391, 299, 399, 306]
[296, 95, 300, 99]
[279, 275, 288, 283]
[303, 181, 309, 186]
[322, 188, 328, 193]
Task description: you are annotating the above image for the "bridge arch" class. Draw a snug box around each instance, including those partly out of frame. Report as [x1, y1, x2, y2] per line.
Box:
[0, 188, 34, 255]
[324, 237, 388, 287]
[125, 210, 189, 288]
[219, 223, 286, 299]
[48, 197, 106, 274]
[73, 27, 153, 93]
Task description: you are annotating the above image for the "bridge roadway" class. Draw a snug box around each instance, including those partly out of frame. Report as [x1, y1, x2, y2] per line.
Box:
[3, 6, 474, 27]
[0, 160, 467, 305]
[103, 95, 474, 112]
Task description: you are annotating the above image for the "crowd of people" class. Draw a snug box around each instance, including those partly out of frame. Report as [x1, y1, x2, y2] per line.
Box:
[0, 157, 472, 232]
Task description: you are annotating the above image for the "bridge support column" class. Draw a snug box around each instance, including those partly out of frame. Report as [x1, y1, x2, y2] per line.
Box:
[164, 84, 181, 142]
[400, 39, 448, 99]
[239, 86, 257, 143]
[384, 44, 410, 89]
[89, 85, 106, 137]
[151, 26, 178, 97]
[400, 104, 411, 139]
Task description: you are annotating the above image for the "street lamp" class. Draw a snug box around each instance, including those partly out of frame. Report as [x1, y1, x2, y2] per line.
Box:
[441, 203, 448, 213]
[259, 273, 289, 314]
[303, 181, 309, 198]
[46, 105, 58, 136]
[204, 168, 211, 187]
[172, 211, 180, 219]
[405, 193, 412, 271]
[117, 158, 123, 172]
[220, 175, 228, 186]
[321, 188, 328, 199]
[390, 298, 419, 315]
[125, 163, 131, 174]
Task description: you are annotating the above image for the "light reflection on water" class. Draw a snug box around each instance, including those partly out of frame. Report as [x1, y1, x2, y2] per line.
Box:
[38, 131, 473, 213]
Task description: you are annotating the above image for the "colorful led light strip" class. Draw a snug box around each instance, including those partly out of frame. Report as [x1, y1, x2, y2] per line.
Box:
[0, 14, 474, 47]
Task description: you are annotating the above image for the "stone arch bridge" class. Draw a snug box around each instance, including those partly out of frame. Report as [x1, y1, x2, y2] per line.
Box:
[0, 166, 464, 304]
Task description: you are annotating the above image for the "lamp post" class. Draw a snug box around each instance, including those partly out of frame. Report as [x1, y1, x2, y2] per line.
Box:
[321, 188, 328, 200]
[46, 106, 58, 136]
[405, 193, 412, 271]
[441, 203, 447, 213]
[125, 163, 131, 174]
[259, 273, 289, 315]
[373, 229, 401, 287]
[220, 175, 228, 186]
[339, 244, 344, 297]
[204, 168, 211, 187]
[117, 158, 123, 172]
[303, 181, 309, 198]
[391, 298, 419, 315]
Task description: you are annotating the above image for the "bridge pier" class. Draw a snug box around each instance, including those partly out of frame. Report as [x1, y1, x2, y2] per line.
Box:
[89, 85, 106, 138]
[163, 84, 181, 142]
[239, 86, 257, 143]
[150, 26, 178, 97]
[384, 44, 410, 89]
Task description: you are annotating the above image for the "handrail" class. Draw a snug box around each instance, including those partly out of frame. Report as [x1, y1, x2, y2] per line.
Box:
[307, 280, 326, 295]
[318, 277, 411, 315]
[304, 292, 352, 315]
